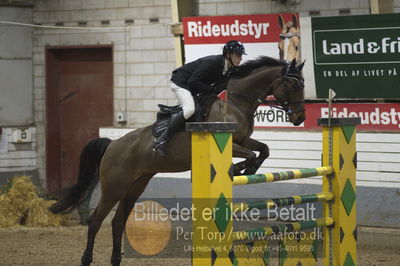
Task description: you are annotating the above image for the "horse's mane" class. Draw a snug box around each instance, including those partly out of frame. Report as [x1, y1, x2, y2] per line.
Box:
[230, 56, 287, 78]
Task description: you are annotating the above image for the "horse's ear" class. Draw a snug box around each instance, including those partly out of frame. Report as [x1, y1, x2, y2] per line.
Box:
[297, 60, 305, 72]
[289, 59, 297, 72]
[292, 14, 298, 28]
[278, 15, 284, 28]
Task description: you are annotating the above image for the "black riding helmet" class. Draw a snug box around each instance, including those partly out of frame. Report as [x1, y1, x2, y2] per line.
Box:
[223, 40, 247, 56]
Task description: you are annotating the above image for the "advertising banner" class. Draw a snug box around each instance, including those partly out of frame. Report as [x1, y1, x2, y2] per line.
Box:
[183, 13, 300, 63]
[312, 13, 400, 99]
[254, 103, 400, 131]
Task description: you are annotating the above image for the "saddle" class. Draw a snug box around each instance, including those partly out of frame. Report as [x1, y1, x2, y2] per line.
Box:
[152, 94, 218, 138]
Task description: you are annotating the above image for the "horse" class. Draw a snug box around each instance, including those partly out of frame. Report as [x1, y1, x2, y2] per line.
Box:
[278, 14, 301, 62]
[49, 57, 305, 266]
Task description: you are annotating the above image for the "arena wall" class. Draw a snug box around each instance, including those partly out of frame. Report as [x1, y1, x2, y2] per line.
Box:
[1, 0, 399, 227]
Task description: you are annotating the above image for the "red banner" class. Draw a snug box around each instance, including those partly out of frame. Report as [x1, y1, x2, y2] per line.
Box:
[183, 13, 298, 44]
[254, 103, 400, 131]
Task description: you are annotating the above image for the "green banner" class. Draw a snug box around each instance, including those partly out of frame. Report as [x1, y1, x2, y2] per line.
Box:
[312, 13, 400, 99]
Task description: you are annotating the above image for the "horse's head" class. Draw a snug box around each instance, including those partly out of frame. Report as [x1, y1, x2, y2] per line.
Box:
[270, 60, 305, 126]
[278, 14, 300, 62]
[226, 56, 305, 126]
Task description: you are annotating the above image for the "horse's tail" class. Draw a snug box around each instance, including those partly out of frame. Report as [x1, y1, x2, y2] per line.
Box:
[49, 137, 112, 214]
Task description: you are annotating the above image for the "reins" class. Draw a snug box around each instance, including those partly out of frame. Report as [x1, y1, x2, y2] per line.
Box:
[257, 97, 304, 114]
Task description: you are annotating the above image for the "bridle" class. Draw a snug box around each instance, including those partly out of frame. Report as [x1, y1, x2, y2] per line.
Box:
[258, 72, 305, 115]
[279, 31, 301, 63]
[280, 32, 300, 39]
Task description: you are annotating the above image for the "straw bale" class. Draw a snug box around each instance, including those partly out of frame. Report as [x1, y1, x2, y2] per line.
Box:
[0, 176, 69, 228]
[25, 198, 69, 227]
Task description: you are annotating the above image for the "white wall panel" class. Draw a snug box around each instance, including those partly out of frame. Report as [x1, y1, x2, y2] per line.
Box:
[254, 130, 400, 187]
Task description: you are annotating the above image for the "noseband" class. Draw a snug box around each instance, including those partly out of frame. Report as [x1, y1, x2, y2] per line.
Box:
[280, 32, 300, 39]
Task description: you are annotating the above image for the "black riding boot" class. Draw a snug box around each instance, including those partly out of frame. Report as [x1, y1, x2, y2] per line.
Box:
[153, 110, 186, 156]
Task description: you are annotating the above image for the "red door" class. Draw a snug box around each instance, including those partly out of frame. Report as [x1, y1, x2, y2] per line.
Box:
[46, 46, 113, 193]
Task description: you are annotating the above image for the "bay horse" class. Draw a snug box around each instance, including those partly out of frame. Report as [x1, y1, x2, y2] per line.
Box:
[278, 14, 301, 62]
[49, 57, 305, 266]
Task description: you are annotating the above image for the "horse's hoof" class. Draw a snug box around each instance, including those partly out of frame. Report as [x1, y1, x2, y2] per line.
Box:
[81, 251, 93, 266]
[111, 253, 122, 266]
[233, 170, 243, 176]
[243, 168, 257, 175]
[81, 258, 92, 266]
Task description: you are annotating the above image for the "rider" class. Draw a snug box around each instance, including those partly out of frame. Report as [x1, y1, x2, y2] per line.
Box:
[153, 40, 246, 156]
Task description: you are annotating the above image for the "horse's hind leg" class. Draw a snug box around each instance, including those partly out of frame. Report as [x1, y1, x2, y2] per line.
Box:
[110, 198, 136, 266]
[110, 174, 154, 266]
[81, 195, 119, 266]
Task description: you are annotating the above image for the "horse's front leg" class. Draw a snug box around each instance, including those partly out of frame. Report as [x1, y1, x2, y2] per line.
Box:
[241, 138, 269, 175]
[232, 143, 257, 175]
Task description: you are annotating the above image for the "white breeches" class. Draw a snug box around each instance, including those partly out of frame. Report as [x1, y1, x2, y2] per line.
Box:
[169, 80, 195, 119]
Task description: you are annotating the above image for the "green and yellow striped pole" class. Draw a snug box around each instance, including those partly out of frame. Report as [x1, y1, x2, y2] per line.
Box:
[232, 191, 334, 213]
[188, 122, 237, 266]
[233, 166, 333, 185]
[320, 118, 360, 266]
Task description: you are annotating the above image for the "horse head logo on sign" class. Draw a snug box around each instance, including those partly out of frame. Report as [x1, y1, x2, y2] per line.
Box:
[278, 14, 300, 63]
